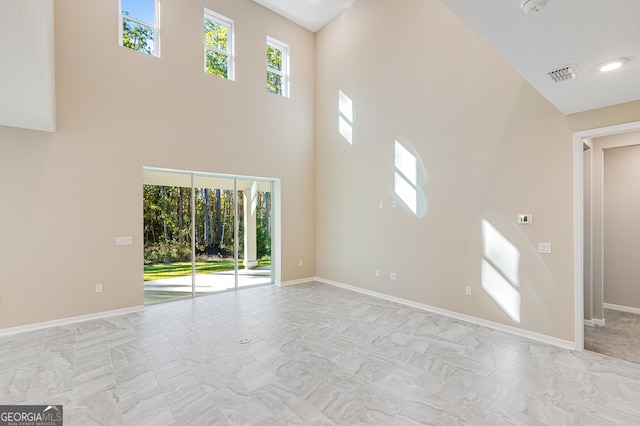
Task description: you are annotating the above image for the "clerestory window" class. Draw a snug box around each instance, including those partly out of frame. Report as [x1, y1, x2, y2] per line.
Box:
[119, 0, 159, 57]
[266, 37, 290, 97]
[204, 10, 234, 80]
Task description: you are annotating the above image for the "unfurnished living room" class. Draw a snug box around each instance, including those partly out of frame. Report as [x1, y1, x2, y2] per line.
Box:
[1, 0, 640, 424]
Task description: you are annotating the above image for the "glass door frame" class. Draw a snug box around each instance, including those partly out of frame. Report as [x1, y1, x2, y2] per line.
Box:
[143, 167, 278, 303]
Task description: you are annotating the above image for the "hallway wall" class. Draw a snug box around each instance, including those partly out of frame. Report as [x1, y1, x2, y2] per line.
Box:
[603, 137, 640, 310]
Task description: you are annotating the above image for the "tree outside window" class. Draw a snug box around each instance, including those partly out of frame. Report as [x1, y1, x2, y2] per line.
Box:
[120, 0, 158, 56]
[204, 10, 234, 80]
[266, 37, 289, 97]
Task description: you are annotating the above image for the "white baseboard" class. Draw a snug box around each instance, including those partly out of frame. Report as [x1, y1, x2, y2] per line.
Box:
[276, 277, 316, 287]
[604, 303, 640, 315]
[314, 277, 575, 351]
[583, 318, 605, 327]
[0, 305, 145, 337]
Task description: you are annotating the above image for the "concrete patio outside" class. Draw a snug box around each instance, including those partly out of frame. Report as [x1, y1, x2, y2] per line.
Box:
[144, 267, 272, 303]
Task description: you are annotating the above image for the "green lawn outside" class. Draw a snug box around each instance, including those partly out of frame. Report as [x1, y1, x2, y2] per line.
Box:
[144, 257, 271, 281]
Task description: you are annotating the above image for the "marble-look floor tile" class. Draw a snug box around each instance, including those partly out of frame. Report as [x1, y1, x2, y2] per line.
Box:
[208, 387, 273, 425]
[225, 353, 277, 391]
[73, 363, 116, 396]
[391, 405, 445, 426]
[253, 382, 326, 423]
[117, 369, 162, 403]
[0, 365, 37, 404]
[25, 354, 75, 404]
[3, 281, 640, 426]
[74, 347, 112, 376]
[306, 373, 408, 424]
[483, 401, 544, 426]
[120, 387, 175, 426]
[71, 388, 123, 426]
[110, 342, 151, 383]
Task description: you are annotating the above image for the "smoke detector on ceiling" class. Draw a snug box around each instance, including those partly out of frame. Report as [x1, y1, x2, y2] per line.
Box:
[520, 0, 548, 13]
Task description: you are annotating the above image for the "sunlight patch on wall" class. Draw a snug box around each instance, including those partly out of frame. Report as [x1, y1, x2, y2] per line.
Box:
[338, 90, 354, 144]
[395, 141, 417, 185]
[394, 172, 417, 214]
[481, 220, 521, 323]
[393, 139, 428, 217]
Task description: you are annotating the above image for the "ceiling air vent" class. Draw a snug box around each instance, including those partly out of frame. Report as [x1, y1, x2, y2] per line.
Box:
[547, 64, 579, 83]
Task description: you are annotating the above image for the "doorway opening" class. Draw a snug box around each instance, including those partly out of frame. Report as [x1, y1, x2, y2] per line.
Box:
[573, 120, 640, 352]
[142, 167, 279, 304]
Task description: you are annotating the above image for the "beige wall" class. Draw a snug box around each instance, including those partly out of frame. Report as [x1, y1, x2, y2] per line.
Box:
[315, 0, 640, 341]
[602, 137, 640, 309]
[0, 0, 316, 329]
[3, 0, 640, 341]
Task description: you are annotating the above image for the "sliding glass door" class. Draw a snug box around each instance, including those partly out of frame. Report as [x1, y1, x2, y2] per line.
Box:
[143, 168, 274, 303]
[193, 175, 237, 296]
[143, 173, 194, 303]
[237, 179, 273, 289]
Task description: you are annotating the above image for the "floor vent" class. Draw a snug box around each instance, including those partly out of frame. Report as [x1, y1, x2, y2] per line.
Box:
[547, 64, 579, 83]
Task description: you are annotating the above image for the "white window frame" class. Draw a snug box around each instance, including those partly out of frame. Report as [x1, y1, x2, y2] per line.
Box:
[118, 0, 160, 57]
[204, 9, 235, 80]
[266, 36, 290, 97]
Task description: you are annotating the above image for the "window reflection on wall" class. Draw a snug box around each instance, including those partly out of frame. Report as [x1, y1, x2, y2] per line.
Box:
[393, 138, 427, 218]
[338, 90, 354, 144]
[481, 220, 521, 323]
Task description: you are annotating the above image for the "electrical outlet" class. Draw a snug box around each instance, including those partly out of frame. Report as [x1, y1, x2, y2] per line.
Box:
[379, 201, 384, 209]
[465, 286, 472, 296]
[298, 260, 303, 267]
[96, 284, 103, 293]
[375, 270, 380, 278]
[390, 272, 397, 280]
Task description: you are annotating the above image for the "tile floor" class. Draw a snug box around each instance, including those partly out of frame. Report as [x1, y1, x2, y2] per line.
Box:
[2, 281, 640, 425]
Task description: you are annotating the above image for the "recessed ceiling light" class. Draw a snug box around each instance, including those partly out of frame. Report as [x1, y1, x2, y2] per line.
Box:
[598, 58, 629, 72]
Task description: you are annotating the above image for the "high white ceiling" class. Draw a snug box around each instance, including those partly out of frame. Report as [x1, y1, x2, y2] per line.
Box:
[259, 0, 640, 115]
[440, 0, 640, 115]
[253, 0, 357, 33]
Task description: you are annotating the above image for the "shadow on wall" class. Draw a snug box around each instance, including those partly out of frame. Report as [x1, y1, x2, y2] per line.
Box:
[389, 137, 428, 218]
[466, 210, 554, 330]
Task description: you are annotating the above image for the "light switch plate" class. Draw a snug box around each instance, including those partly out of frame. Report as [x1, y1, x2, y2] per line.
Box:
[115, 236, 133, 246]
[538, 242, 552, 254]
